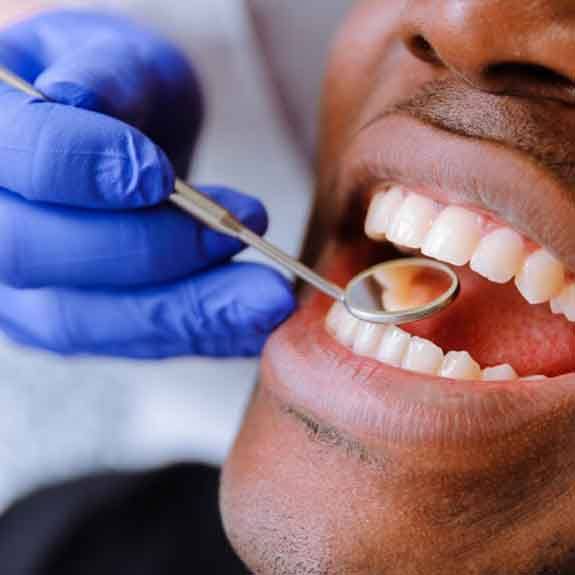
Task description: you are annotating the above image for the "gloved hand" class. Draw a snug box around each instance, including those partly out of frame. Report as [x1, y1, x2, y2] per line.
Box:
[0, 10, 295, 358]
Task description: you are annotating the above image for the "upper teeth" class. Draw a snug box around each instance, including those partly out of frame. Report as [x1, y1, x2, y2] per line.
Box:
[423, 205, 483, 266]
[551, 284, 575, 321]
[470, 228, 525, 284]
[365, 186, 574, 322]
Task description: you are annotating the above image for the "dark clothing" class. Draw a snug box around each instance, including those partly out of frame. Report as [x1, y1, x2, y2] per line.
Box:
[0, 465, 249, 574]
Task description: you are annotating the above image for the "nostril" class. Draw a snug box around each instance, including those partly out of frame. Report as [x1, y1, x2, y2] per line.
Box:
[408, 35, 442, 66]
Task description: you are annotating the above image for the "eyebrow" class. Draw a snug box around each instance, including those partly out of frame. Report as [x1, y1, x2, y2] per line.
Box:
[279, 402, 377, 466]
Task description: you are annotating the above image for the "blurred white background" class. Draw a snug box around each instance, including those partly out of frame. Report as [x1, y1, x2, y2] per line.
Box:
[0, 0, 350, 508]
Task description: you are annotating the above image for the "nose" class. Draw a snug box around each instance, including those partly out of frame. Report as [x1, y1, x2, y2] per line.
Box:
[404, 0, 575, 100]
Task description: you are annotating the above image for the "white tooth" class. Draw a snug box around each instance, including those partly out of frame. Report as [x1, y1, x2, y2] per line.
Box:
[365, 187, 405, 240]
[561, 287, 575, 321]
[382, 289, 429, 313]
[550, 283, 575, 321]
[482, 364, 518, 381]
[515, 249, 565, 304]
[440, 351, 481, 380]
[382, 290, 406, 313]
[376, 326, 411, 367]
[470, 228, 525, 284]
[353, 322, 386, 357]
[386, 193, 440, 249]
[334, 308, 360, 347]
[325, 302, 346, 335]
[422, 206, 483, 266]
[375, 266, 436, 312]
[550, 291, 564, 314]
[401, 337, 444, 375]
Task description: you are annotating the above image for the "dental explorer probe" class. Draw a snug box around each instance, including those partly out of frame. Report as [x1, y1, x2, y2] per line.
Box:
[0, 65, 459, 325]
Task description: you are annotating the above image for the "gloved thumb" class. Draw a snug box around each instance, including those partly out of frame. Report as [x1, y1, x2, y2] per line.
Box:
[0, 263, 296, 358]
[0, 86, 174, 209]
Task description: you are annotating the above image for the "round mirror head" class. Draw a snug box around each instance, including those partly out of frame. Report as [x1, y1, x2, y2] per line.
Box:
[344, 257, 460, 325]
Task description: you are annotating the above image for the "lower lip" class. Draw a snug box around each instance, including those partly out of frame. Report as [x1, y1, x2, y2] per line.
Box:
[261, 250, 575, 453]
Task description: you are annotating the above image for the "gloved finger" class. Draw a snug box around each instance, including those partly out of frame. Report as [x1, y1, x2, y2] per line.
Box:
[0, 34, 42, 83]
[0, 10, 202, 175]
[35, 33, 200, 131]
[34, 36, 158, 127]
[0, 88, 173, 209]
[0, 9, 197, 119]
[34, 34, 203, 178]
[0, 186, 267, 288]
[0, 263, 295, 358]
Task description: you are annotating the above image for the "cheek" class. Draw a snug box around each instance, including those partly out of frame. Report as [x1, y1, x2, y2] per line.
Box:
[319, 3, 396, 179]
[220, 386, 422, 575]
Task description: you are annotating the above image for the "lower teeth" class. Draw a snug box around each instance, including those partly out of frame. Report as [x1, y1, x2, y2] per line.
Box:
[325, 303, 546, 382]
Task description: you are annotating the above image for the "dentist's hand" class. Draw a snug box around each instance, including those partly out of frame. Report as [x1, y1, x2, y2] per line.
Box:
[0, 10, 295, 358]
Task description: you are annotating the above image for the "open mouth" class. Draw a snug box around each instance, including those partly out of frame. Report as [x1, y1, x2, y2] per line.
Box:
[263, 113, 575, 448]
[326, 184, 575, 382]
[318, 112, 575, 385]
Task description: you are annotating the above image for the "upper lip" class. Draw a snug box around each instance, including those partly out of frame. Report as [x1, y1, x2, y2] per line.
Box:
[336, 111, 575, 271]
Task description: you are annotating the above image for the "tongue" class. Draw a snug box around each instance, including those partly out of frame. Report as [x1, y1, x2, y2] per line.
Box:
[405, 265, 575, 377]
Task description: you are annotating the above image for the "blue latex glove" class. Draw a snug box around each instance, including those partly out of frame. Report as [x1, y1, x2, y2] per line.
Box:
[0, 10, 295, 358]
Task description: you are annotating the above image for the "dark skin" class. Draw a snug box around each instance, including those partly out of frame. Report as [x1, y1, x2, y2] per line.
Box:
[221, 2, 575, 574]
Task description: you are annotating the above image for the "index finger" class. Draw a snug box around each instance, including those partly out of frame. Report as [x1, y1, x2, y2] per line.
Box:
[0, 87, 173, 209]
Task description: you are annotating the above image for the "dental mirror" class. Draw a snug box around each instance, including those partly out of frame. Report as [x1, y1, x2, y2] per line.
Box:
[342, 257, 459, 324]
[0, 65, 460, 326]
[174, 184, 461, 326]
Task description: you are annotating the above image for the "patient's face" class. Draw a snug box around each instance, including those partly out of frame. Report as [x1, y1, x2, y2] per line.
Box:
[221, 2, 575, 573]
